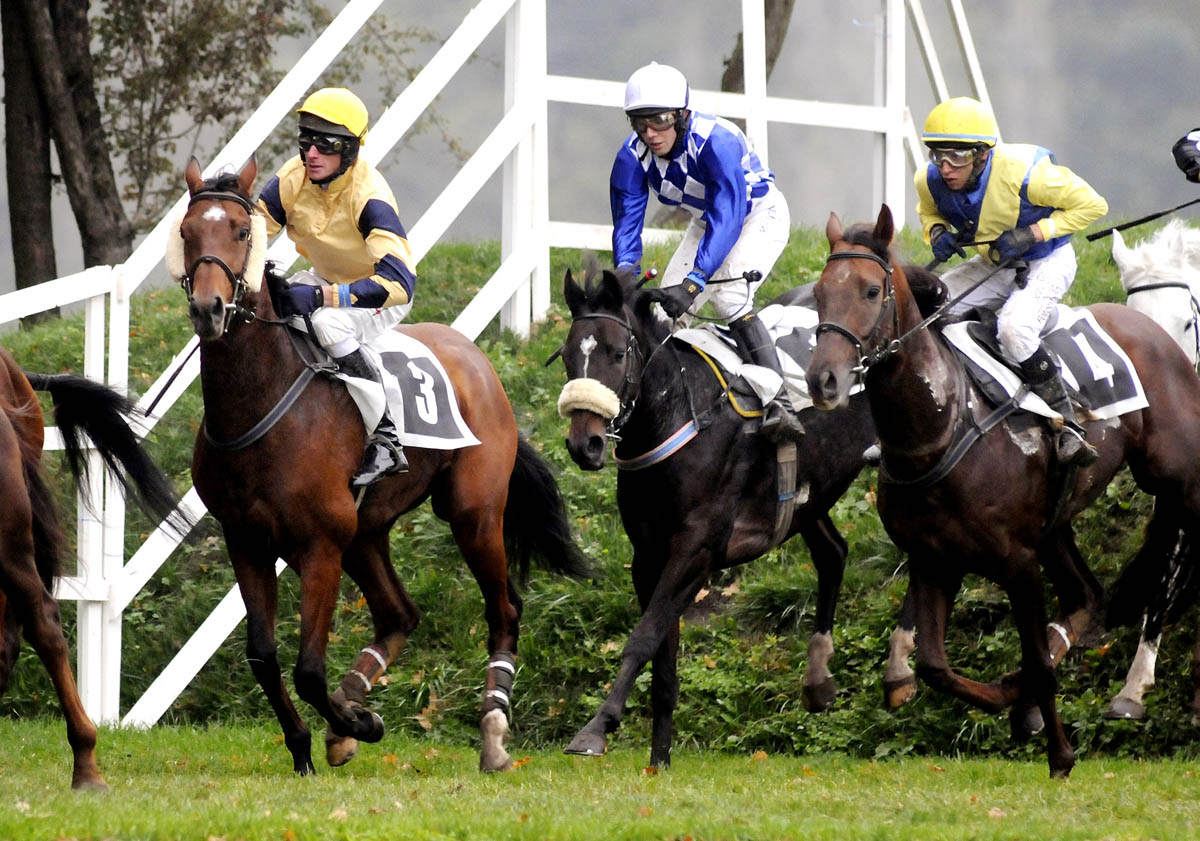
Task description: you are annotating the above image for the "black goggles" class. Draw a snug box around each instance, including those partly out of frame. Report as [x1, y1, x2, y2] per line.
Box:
[298, 129, 351, 156]
[928, 147, 978, 169]
[629, 111, 677, 134]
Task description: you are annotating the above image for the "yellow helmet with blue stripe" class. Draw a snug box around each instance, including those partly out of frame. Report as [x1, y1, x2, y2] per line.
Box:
[922, 97, 998, 148]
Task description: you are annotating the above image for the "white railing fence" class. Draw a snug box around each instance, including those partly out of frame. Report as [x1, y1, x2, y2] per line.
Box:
[0, 0, 988, 726]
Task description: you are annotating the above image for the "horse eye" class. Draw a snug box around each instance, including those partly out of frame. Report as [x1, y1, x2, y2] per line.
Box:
[865, 285, 881, 301]
[238, 227, 250, 241]
[613, 350, 626, 363]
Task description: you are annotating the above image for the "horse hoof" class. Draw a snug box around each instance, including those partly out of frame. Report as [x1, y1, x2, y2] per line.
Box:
[295, 756, 316, 776]
[882, 675, 917, 709]
[1050, 765, 1072, 779]
[1009, 704, 1044, 742]
[355, 709, 385, 743]
[564, 731, 607, 757]
[802, 678, 837, 712]
[325, 732, 360, 767]
[1103, 697, 1146, 721]
[71, 775, 108, 791]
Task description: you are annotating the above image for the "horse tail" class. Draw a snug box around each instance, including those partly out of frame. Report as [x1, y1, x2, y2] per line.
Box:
[503, 437, 593, 585]
[24, 372, 191, 535]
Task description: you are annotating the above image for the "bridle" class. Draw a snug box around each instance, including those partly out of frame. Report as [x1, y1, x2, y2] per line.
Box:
[813, 248, 901, 374]
[179, 187, 257, 333]
[1125, 279, 1200, 368]
[570, 310, 647, 435]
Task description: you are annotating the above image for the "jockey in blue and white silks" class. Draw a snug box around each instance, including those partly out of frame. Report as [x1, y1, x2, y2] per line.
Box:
[915, 96, 1108, 467]
[608, 62, 800, 441]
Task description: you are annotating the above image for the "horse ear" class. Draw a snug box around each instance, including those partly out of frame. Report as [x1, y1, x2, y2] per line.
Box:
[825, 212, 843, 247]
[238, 157, 258, 197]
[563, 269, 585, 316]
[185, 157, 204, 194]
[1111, 229, 1131, 271]
[873, 204, 895, 246]
[598, 270, 626, 311]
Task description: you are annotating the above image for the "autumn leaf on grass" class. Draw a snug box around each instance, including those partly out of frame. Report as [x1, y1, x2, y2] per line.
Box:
[512, 756, 533, 769]
[988, 808, 1007, 819]
[329, 807, 348, 821]
[751, 750, 768, 762]
[637, 806, 653, 818]
[704, 655, 717, 669]
[382, 753, 399, 766]
[693, 588, 710, 603]
[721, 581, 740, 597]
[641, 766, 659, 776]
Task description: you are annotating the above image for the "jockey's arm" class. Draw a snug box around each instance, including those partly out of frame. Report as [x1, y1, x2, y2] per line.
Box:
[691, 129, 749, 282]
[1025, 158, 1108, 240]
[610, 143, 650, 271]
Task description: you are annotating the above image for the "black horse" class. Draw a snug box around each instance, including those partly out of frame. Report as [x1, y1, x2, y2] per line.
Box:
[553, 262, 879, 767]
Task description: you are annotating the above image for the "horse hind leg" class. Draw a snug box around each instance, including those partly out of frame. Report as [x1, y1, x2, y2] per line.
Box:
[324, 537, 419, 767]
[797, 514, 846, 712]
[0, 594, 21, 697]
[882, 581, 918, 709]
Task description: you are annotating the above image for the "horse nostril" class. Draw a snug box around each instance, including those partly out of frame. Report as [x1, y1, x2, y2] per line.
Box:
[586, 435, 605, 458]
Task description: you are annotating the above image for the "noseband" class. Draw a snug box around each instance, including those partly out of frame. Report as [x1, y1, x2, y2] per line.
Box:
[572, 311, 645, 434]
[180, 188, 257, 332]
[814, 248, 900, 373]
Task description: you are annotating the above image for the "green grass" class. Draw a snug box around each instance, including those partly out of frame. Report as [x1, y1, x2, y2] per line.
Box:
[0, 719, 1195, 841]
[1, 225, 1199, 835]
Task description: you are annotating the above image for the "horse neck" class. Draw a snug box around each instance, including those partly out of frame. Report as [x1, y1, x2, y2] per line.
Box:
[616, 315, 708, 454]
[866, 305, 966, 463]
[197, 317, 305, 437]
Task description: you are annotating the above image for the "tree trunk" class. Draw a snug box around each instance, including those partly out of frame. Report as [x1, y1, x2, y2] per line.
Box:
[19, 0, 133, 268]
[2, 0, 60, 322]
[720, 0, 797, 94]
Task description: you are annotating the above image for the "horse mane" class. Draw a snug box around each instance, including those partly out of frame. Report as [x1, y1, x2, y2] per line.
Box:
[1114, 219, 1200, 289]
[201, 171, 250, 197]
[841, 222, 896, 265]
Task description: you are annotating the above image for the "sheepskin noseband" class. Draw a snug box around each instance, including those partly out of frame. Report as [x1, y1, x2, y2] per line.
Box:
[557, 377, 621, 420]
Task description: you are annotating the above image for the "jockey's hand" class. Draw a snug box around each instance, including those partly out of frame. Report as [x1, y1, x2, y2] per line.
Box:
[649, 274, 703, 319]
[1173, 129, 1200, 183]
[278, 283, 324, 317]
[929, 225, 966, 262]
[989, 227, 1038, 264]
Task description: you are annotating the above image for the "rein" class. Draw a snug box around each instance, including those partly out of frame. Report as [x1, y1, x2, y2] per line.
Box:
[1125, 280, 1200, 367]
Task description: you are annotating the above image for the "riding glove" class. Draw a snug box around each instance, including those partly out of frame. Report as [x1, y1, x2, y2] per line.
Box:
[279, 283, 324, 316]
[929, 225, 966, 262]
[1173, 129, 1200, 183]
[989, 227, 1038, 264]
[650, 274, 703, 319]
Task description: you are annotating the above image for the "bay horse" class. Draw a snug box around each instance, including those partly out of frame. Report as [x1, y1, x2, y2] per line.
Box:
[806, 204, 1200, 777]
[177, 157, 590, 774]
[554, 261, 880, 767]
[0, 347, 184, 789]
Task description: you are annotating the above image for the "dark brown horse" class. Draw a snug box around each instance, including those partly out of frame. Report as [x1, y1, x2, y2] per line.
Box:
[555, 262, 877, 767]
[177, 158, 589, 774]
[0, 347, 183, 789]
[805, 204, 1200, 777]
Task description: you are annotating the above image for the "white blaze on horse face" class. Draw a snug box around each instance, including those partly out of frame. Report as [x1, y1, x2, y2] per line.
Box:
[579, 334, 598, 378]
[202, 206, 227, 222]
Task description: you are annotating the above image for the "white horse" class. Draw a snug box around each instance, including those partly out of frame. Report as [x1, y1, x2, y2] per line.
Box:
[1112, 219, 1200, 368]
[1105, 219, 1200, 721]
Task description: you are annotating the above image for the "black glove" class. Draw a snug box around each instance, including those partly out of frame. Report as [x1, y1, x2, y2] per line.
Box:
[989, 227, 1038, 264]
[278, 283, 324, 317]
[649, 276, 702, 318]
[1173, 129, 1200, 183]
[929, 225, 966, 262]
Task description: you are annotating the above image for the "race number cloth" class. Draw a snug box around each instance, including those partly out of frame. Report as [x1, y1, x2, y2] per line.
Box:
[340, 331, 481, 450]
[941, 305, 1148, 421]
[671, 293, 838, 412]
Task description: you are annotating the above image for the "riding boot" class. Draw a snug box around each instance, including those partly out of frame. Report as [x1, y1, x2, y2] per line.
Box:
[1019, 345, 1099, 467]
[731, 313, 805, 442]
[334, 349, 409, 486]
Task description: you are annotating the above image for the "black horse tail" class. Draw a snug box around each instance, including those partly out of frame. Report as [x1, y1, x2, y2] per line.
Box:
[503, 437, 593, 586]
[25, 372, 191, 536]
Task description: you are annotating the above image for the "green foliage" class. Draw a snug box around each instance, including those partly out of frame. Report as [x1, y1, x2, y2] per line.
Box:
[4, 226, 1199, 768]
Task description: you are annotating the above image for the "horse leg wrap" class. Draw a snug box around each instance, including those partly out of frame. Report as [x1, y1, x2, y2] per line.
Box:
[483, 651, 516, 716]
[338, 642, 396, 707]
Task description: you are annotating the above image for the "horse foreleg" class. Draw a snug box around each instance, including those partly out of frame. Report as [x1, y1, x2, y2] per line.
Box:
[293, 545, 385, 748]
[798, 514, 846, 712]
[231, 554, 314, 775]
[1006, 568, 1074, 778]
[883, 580, 918, 709]
[324, 539, 419, 767]
[0, 594, 21, 697]
[911, 562, 1018, 713]
[648, 606, 681, 768]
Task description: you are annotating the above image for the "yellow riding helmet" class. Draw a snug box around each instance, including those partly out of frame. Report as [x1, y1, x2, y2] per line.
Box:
[296, 88, 369, 141]
[922, 97, 998, 147]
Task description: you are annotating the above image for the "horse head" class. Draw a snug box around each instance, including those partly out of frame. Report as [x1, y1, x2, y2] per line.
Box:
[176, 157, 268, 340]
[555, 260, 654, 470]
[808, 204, 915, 409]
[1113, 221, 1200, 366]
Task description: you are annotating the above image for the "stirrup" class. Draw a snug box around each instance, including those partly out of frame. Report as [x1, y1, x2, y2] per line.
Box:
[1055, 426, 1098, 467]
[351, 437, 409, 488]
[761, 401, 805, 442]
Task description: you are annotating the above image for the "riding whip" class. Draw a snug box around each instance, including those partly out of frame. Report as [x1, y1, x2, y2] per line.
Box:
[1085, 197, 1200, 241]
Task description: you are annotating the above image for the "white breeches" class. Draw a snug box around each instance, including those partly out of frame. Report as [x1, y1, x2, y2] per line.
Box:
[291, 269, 412, 358]
[661, 190, 791, 322]
[941, 243, 1078, 363]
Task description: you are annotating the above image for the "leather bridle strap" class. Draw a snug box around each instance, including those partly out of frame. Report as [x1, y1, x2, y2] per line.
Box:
[814, 249, 898, 371]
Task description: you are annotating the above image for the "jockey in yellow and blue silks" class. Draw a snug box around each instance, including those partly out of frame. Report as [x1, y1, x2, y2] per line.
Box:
[257, 87, 417, 487]
[610, 62, 801, 441]
[915, 96, 1108, 467]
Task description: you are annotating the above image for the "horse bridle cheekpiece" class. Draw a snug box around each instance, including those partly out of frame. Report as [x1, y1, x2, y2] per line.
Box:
[169, 187, 268, 333]
[814, 248, 900, 373]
